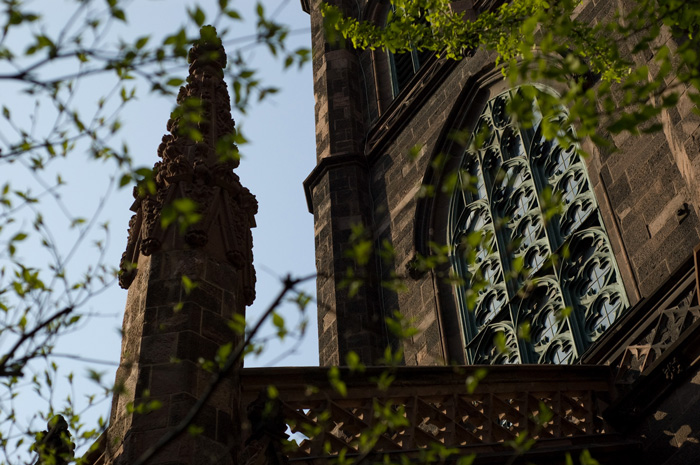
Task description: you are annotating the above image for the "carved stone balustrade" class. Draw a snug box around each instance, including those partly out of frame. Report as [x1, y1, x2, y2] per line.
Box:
[241, 365, 631, 463]
[584, 258, 700, 430]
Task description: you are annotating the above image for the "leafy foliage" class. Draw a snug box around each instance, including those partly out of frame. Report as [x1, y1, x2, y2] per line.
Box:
[323, 0, 700, 147]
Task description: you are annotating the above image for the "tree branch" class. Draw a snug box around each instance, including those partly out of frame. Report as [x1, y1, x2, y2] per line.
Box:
[0, 306, 73, 377]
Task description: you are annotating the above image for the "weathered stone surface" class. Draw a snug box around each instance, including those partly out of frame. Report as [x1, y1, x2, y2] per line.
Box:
[105, 27, 252, 465]
[117, 26, 257, 307]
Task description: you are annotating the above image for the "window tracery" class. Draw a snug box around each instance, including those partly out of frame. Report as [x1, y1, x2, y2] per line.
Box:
[448, 88, 628, 364]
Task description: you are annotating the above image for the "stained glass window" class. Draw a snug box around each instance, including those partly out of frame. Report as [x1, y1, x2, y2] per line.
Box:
[448, 88, 628, 364]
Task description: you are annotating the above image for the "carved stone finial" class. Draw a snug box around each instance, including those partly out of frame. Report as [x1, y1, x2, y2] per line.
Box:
[188, 25, 227, 77]
[33, 415, 75, 465]
[119, 26, 257, 306]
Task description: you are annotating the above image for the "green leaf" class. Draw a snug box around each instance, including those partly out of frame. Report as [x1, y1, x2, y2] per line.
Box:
[11, 232, 27, 242]
[119, 173, 132, 188]
[267, 384, 278, 399]
[456, 455, 476, 465]
[272, 312, 287, 339]
[189, 7, 206, 27]
[328, 366, 347, 397]
[518, 321, 531, 341]
[135, 36, 149, 49]
[111, 8, 126, 21]
[216, 342, 233, 367]
[272, 312, 284, 329]
[579, 449, 600, 465]
[166, 78, 184, 87]
[494, 332, 508, 355]
[228, 313, 246, 335]
[346, 351, 365, 373]
[187, 424, 204, 436]
[181, 275, 198, 295]
[536, 401, 553, 425]
[465, 368, 487, 394]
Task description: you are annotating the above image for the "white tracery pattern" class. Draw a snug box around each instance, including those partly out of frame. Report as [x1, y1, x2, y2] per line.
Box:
[448, 88, 628, 364]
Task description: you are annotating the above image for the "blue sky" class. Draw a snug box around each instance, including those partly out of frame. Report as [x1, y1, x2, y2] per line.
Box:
[0, 0, 319, 450]
[70, 2, 320, 367]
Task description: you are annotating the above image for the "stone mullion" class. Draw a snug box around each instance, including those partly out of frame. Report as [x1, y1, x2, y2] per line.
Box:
[488, 126, 520, 306]
[519, 124, 555, 278]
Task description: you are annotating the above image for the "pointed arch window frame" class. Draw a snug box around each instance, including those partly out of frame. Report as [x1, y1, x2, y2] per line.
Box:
[447, 86, 629, 365]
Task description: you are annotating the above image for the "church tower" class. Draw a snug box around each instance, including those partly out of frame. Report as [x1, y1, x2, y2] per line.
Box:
[104, 27, 257, 465]
[300, 0, 700, 462]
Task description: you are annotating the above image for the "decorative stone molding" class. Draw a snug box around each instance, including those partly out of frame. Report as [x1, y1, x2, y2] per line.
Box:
[241, 365, 626, 463]
[302, 153, 369, 213]
[118, 26, 257, 305]
[365, 56, 459, 162]
[662, 356, 685, 380]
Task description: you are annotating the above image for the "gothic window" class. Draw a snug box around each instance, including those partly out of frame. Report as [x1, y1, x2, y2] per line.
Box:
[389, 48, 430, 96]
[386, 6, 431, 97]
[448, 88, 628, 364]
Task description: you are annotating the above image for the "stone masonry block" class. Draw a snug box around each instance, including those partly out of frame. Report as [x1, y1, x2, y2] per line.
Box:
[221, 291, 242, 319]
[157, 250, 207, 281]
[129, 396, 169, 433]
[143, 304, 203, 337]
[182, 435, 233, 465]
[181, 285, 223, 316]
[176, 330, 218, 364]
[201, 310, 236, 347]
[606, 175, 632, 213]
[150, 361, 198, 397]
[140, 333, 178, 365]
[196, 371, 235, 413]
[216, 409, 236, 446]
[120, 428, 181, 465]
[638, 259, 671, 297]
[168, 393, 218, 442]
[145, 279, 182, 308]
[204, 259, 238, 292]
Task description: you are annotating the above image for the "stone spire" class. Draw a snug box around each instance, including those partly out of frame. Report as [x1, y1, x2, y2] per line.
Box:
[106, 27, 254, 465]
[119, 25, 257, 306]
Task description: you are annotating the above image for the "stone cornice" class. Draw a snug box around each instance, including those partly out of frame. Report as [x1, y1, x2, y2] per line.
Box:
[303, 153, 369, 213]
